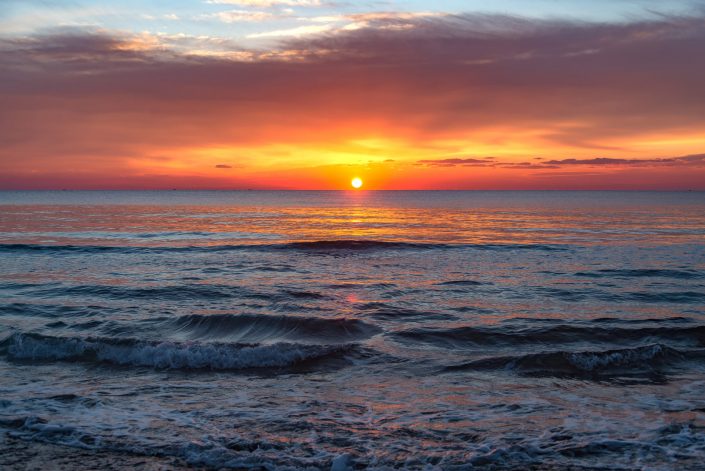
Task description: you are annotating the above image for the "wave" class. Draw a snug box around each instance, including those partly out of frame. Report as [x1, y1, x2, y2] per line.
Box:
[352, 302, 458, 321]
[575, 268, 705, 280]
[589, 316, 694, 324]
[509, 316, 694, 325]
[435, 280, 486, 286]
[624, 291, 705, 303]
[0, 244, 142, 254]
[0, 332, 357, 370]
[27, 284, 244, 301]
[444, 344, 704, 378]
[273, 240, 564, 252]
[21, 284, 334, 303]
[279, 290, 326, 299]
[0, 303, 115, 318]
[0, 241, 567, 254]
[159, 313, 381, 343]
[533, 287, 705, 304]
[392, 324, 705, 348]
[40, 283, 698, 306]
[276, 240, 441, 251]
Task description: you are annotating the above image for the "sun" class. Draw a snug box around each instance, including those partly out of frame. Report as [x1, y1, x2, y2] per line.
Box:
[351, 177, 363, 189]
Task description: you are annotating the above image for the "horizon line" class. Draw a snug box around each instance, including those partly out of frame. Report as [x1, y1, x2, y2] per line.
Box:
[1, 189, 704, 192]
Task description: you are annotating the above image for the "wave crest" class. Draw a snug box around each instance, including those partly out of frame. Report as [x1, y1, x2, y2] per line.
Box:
[163, 313, 381, 343]
[445, 344, 702, 378]
[2, 333, 355, 370]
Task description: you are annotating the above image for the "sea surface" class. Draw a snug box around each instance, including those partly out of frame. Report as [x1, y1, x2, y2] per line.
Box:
[1, 190, 704, 470]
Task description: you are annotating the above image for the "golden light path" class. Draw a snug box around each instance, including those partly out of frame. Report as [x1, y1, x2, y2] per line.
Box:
[351, 177, 363, 189]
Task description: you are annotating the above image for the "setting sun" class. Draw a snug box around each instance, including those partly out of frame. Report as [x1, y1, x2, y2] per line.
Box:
[351, 177, 363, 189]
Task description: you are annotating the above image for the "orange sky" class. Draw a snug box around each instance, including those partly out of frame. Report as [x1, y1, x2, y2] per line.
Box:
[1, 13, 705, 189]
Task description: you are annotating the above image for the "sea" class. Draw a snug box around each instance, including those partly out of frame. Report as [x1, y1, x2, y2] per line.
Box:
[1, 190, 704, 470]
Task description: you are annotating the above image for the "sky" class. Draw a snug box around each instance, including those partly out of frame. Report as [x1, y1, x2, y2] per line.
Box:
[1, 0, 705, 190]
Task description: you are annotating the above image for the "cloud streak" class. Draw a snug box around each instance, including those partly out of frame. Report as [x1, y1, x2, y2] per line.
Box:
[205, 10, 277, 23]
[417, 158, 496, 167]
[418, 154, 705, 169]
[248, 24, 332, 38]
[206, 0, 324, 7]
[544, 155, 705, 166]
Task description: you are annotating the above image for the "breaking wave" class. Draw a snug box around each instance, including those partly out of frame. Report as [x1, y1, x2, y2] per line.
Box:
[393, 324, 705, 348]
[445, 344, 705, 378]
[1, 333, 357, 371]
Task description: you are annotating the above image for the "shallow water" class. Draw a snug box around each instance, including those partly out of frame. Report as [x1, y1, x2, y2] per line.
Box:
[1, 191, 704, 469]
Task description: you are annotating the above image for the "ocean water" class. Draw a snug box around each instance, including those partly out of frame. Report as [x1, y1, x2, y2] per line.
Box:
[1, 190, 704, 470]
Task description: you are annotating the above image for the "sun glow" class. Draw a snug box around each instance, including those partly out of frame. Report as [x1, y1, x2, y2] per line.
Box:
[351, 177, 363, 189]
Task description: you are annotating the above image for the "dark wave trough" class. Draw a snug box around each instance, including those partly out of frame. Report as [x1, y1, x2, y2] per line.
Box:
[444, 344, 705, 379]
[393, 324, 705, 348]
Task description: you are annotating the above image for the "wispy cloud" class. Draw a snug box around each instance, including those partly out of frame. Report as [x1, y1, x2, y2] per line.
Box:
[248, 24, 332, 38]
[0, 4, 119, 34]
[417, 158, 495, 167]
[142, 13, 181, 21]
[304, 12, 444, 23]
[206, 0, 324, 7]
[294, 11, 445, 33]
[544, 155, 705, 166]
[418, 154, 705, 169]
[203, 10, 276, 23]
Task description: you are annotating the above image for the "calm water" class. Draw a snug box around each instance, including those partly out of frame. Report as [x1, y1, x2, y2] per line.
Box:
[1, 191, 705, 469]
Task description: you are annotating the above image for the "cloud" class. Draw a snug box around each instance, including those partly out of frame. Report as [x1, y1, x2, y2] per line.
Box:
[206, 0, 324, 7]
[204, 10, 276, 23]
[544, 154, 705, 166]
[215, 164, 233, 168]
[294, 11, 446, 34]
[417, 158, 495, 167]
[1, 13, 705, 188]
[418, 154, 705, 169]
[247, 24, 332, 38]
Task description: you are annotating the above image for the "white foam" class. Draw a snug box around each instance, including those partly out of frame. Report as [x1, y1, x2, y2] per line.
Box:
[566, 344, 667, 371]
